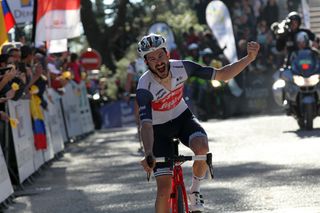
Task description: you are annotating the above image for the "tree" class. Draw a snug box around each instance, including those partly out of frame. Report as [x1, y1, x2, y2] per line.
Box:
[80, 0, 202, 75]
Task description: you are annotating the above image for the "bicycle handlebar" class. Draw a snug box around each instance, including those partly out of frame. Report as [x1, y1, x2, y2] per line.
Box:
[155, 153, 214, 179]
[155, 154, 207, 162]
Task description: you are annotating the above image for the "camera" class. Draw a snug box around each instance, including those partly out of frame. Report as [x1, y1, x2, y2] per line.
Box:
[0, 66, 12, 75]
[271, 18, 291, 36]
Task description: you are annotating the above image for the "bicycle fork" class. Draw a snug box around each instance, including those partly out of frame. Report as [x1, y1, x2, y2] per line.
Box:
[170, 165, 189, 213]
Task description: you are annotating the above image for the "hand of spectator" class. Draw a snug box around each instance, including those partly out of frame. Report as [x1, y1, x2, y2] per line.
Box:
[17, 72, 27, 84]
[247, 41, 260, 62]
[26, 66, 33, 77]
[2, 66, 17, 82]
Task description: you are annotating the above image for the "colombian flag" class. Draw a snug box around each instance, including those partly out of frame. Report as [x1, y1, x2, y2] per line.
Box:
[1, 0, 15, 32]
[30, 93, 47, 150]
[0, 1, 8, 47]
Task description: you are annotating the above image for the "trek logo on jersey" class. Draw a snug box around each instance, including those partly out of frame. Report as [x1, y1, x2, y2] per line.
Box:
[151, 86, 184, 111]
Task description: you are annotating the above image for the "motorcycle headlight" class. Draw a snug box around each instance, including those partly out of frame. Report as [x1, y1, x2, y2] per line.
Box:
[93, 93, 100, 100]
[272, 79, 286, 89]
[293, 74, 320, 87]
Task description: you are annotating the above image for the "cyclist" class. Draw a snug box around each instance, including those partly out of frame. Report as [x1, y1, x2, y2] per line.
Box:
[137, 33, 259, 212]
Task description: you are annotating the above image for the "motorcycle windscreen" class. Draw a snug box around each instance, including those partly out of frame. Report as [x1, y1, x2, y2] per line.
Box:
[291, 49, 320, 77]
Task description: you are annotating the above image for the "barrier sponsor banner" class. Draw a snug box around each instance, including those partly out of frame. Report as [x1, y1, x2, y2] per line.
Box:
[78, 81, 94, 134]
[100, 100, 135, 128]
[42, 108, 54, 162]
[48, 88, 68, 142]
[0, 146, 13, 203]
[61, 82, 83, 138]
[206, 0, 243, 97]
[8, 100, 36, 183]
[45, 90, 65, 153]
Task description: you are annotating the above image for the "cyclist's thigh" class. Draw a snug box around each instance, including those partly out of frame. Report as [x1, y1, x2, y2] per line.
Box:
[177, 110, 207, 147]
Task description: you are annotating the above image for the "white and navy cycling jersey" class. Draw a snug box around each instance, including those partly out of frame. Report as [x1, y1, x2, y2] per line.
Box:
[136, 60, 216, 125]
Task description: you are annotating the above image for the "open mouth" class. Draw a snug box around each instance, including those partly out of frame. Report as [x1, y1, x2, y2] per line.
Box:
[156, 64, 167, 76]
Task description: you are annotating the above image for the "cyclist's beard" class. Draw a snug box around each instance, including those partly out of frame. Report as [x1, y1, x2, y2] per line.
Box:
[148, 62, 170, 79]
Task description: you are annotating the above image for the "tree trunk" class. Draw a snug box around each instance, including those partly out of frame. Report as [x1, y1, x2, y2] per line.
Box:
[80, 0, 116, 73]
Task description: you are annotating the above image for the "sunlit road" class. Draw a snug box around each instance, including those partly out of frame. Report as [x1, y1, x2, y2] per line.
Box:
[4, 115, 320, 213]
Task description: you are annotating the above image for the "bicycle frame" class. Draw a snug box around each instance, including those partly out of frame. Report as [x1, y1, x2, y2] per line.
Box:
[171, 162, 189, 213]
[146, 139, 214, 213]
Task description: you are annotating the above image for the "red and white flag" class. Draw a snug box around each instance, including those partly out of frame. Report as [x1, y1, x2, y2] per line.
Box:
[35, 0, 81, 42]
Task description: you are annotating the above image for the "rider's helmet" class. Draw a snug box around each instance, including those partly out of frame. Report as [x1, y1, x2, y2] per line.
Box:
[137, 34, 168, 58]
[287, 11, 301, 26]
[296, 31, 310, 48]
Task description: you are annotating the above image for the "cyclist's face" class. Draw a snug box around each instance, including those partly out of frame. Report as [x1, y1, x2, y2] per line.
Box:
[145, 48, 170, 79]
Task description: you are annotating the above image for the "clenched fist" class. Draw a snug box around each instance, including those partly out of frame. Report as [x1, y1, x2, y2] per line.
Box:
[247, 41, 260, 62]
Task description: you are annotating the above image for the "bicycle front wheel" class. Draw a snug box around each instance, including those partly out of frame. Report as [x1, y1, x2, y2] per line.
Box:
[177, 185, 186, 213]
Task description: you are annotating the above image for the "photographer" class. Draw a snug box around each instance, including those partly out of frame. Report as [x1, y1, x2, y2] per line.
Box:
[272, 11, 316, 67]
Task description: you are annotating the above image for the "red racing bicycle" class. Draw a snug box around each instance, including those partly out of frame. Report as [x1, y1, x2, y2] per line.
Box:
[147, 139, 214, 213]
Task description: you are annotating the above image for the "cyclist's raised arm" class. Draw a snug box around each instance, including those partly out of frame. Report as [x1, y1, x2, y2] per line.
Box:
[215, 41, 260, 81]
[182, 60, 216, 80]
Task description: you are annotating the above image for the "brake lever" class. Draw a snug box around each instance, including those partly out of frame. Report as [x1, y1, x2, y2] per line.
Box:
[206, 153, 214, 179]
[146, 155, 154, 182]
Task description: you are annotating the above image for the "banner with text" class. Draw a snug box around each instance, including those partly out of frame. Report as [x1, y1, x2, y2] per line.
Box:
[0, 146, 13, 203]
[8, 99, 36, 183]
[7, 0, 34, 24]
[206, 0, 242, 97]
[100, 100, 135, 129]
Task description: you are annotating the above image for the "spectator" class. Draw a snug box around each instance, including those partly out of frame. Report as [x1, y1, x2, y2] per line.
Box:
[186, 27, 200, 45]
[69, 53, 82, 84]
[260, 0, 279, 28]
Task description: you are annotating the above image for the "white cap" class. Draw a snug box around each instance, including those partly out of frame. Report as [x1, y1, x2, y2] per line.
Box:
[188, 43, 199, 50]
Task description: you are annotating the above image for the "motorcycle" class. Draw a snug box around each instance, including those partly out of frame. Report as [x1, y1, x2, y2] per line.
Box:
[272, 49, 320, 130]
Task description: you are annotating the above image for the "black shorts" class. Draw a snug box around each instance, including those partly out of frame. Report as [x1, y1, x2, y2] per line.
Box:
[152, 109, 207, 177]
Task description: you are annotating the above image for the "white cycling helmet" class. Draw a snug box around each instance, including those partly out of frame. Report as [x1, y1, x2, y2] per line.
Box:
[137, 33, 168, 58]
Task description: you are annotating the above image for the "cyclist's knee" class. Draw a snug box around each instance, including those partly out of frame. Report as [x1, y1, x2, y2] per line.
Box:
[190, 136, 209, 154]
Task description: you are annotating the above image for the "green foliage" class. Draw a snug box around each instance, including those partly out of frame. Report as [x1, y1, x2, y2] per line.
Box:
[83, 0, 207, 99]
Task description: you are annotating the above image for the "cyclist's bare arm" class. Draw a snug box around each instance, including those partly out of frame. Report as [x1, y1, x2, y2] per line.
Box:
[182, 42, 259, 82]
[141, 121, 154, 156]
[215, 41, 260, 81]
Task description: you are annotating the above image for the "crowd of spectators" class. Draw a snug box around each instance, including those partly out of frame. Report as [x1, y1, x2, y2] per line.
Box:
[0, 42, 88, 151]
[165, 0, 320, 118]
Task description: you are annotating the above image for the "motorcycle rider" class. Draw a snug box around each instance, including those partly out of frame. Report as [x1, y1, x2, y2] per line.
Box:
[289, 31, 319, 65]
[277, 30, 320, 128]
[272, 11, 316, 67]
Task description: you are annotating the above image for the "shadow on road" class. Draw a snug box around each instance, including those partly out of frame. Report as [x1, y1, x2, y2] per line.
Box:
[283, 128, 320, 138]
